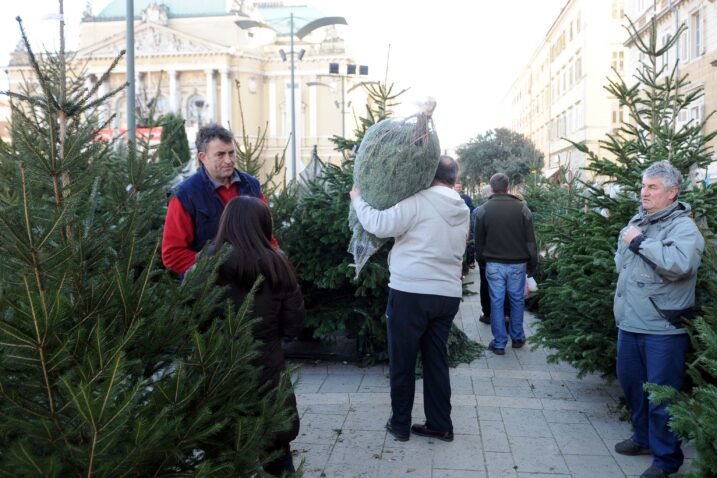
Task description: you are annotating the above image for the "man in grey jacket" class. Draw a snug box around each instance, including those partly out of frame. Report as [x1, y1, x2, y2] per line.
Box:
[350, 156, 469, 443]
[613, 161, 704, 478]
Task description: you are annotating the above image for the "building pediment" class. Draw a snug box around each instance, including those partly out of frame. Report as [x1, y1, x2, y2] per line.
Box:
[78, 23, 228, 58]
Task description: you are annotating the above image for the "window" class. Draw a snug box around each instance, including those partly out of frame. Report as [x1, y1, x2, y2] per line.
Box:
[612, 0, 624, 20]
[149, 95, 169, 116]
[574, 102, 583, 130]
[575, 56, 582, 80]
[576, 12, 581, 33]
[570, 21, 573, 41]
[612, 102, 625, 124]
[611, 51, 624, 71]
[680, 26, 689, 62]
[187, 95, 207, 128]
[660, 33, 671, 70]
[690, 10, 702, 59]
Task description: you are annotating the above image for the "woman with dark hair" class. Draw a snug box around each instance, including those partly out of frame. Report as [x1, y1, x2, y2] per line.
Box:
[212, 196, 304, 475]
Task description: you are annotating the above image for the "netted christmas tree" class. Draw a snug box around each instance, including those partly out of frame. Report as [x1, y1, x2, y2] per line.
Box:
[273, 82, 481, 365]
[0, 10, 298, 477]
[532, 17, 717, 378]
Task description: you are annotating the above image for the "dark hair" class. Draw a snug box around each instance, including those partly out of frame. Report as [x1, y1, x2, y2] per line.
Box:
[434, 155, 459, 186]
[212, 196, 297, 292]
[196, 124, 234, 153]
[489, 173, 509, 194]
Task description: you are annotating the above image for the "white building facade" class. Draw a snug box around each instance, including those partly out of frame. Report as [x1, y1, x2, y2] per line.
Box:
[625, 0, 717, 185]
[500, 0, 627, 179]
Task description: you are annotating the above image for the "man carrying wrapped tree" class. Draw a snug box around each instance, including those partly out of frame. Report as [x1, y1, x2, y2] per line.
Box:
[349, 156, 469, 442]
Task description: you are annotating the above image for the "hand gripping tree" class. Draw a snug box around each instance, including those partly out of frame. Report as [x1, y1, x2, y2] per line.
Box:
[0, 9, 297, 477]
[531, 17, 717, 380]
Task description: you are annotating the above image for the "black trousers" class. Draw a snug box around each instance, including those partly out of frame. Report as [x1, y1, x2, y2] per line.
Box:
[385, 288, 460, 435]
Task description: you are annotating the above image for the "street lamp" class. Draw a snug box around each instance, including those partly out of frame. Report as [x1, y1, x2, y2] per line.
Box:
[236, 14, 347, 181]
[307, 77, 377, 138]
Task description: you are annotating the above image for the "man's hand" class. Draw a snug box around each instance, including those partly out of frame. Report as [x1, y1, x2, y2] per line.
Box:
[350, 184, 361, 202]
[623, 226, 642, 244]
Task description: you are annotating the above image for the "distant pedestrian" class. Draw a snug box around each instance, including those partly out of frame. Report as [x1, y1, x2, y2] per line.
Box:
[613, 161, 703, 478]
[455, 180, 476, 274]
[350, 155, 469, 442]
[473, 173, 537, 355]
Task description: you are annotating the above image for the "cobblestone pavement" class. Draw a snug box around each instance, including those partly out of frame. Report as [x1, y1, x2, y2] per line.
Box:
[291, 270, 695, 477]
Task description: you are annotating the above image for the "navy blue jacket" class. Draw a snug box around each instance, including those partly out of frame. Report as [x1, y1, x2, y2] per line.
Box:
[172, 166, 262, 252]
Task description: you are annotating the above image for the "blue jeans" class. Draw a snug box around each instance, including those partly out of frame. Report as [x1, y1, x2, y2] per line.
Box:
[485, 262, 526, 349]
[617, 330, 688, 473]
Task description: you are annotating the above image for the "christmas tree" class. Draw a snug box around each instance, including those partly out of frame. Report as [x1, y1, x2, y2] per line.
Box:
[531, 17, 717, 378]
[0, 9, 297, 476]
[274, 82, 481, 365]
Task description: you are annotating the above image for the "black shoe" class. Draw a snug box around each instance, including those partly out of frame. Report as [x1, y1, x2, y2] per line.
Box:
[386, 420, 409, 441]
[614, 438, 650, 456]
[479, 314, 490, 325]
[411, 423, 454, 442]
[488, 343, 505, 355]
[512, 339, 526, 348]
[640, 465, 670, 478]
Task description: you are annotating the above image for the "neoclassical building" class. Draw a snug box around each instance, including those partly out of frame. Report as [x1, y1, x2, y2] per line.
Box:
[6, 0, 371, 179]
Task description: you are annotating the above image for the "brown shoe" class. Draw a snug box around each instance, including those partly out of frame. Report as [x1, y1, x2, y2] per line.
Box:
[512, 339, 526, 348]
[479, 314, 490, 324]
[411, 423, 454, 442]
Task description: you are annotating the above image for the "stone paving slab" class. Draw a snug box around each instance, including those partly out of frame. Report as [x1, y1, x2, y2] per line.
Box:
[291, 270, 696, 477]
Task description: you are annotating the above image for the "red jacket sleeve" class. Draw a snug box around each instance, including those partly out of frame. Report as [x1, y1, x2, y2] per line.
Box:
[162, 196, 198, 274]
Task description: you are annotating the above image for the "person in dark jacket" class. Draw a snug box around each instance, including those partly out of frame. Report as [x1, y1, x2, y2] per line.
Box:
[162, 124, 274, 275]
[474, 173, 537, 355]
[454, 180, 476, 274]
[211, 196, 305, 476]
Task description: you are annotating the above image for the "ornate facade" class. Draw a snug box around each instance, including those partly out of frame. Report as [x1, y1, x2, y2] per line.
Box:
[6, 0, 371, 179]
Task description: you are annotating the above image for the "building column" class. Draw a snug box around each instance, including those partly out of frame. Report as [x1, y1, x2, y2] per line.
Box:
[169, 69, 178, 113]
[269, 78, 277, 137]
[220, 68, 231, 128]
[205, 69, 216, 123]
[98, 80, 109, 125]
[309, 76, 318, 139]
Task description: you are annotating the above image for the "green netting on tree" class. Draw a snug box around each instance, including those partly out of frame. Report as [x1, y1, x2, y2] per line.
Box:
[348, 105, 440, 277]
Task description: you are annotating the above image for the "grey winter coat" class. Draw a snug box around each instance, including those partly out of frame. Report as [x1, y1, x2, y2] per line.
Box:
[614, 200, 704, 335]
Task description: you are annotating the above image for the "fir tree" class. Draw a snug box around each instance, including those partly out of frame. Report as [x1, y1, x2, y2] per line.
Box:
[274, 82, 481, 364]
[233, 80, 286, 197]
[531, 17, 717, 380]
[156, 112, 191, 167]
[0, 10, 297, 476]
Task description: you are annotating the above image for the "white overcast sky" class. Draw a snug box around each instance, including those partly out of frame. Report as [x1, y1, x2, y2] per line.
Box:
[1, 0, 566, 149]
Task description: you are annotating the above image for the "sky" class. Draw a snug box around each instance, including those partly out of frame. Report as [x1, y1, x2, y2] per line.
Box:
[0, 0, 567, 149]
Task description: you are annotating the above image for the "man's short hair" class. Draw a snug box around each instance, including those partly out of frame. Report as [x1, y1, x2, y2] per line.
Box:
[643, 160, 682, 193]
[489, 173, 509, 194]
[195, 124, 234, 153]
[434, 155, 459, 186]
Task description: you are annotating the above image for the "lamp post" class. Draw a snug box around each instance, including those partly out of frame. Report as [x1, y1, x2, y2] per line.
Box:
[237, 14, 347, 181]
[307, 78, 376, 138]
[126, 0, 136, 150]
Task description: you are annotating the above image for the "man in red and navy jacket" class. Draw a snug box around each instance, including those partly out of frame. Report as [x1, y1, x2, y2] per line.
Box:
[161, 124, 276, 275]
